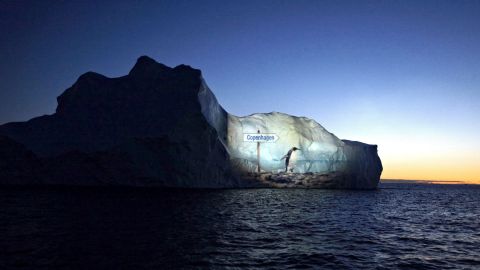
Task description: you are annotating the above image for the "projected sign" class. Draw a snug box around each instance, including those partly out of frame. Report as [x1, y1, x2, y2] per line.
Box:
[244, 131, 279, 173]
[243, 133, 279, 143]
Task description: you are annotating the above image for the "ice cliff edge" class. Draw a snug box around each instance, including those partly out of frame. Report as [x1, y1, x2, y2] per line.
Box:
[0, 56, 382, 189]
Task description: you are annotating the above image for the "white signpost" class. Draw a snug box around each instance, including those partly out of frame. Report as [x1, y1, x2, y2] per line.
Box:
[243, 133, 280, 143]
[243, 130, 279, 173]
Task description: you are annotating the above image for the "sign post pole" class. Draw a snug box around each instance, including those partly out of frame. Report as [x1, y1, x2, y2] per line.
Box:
[242, 132, 279, 173]
[257, 130, 260, 173]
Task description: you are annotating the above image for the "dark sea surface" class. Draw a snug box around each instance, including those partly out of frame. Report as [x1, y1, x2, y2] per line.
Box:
[1, 183, 479, 270]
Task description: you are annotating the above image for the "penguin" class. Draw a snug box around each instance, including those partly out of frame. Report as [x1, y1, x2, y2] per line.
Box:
[281, 147, 300, 172]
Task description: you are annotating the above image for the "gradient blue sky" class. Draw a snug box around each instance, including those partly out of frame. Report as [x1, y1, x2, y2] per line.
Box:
[1, 0, 479, 182]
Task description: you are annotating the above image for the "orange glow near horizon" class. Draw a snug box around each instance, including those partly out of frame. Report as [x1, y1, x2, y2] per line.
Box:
[379, 145, 480, 184]
[381, 162, 480, 184]
[340, 128, 480, 185]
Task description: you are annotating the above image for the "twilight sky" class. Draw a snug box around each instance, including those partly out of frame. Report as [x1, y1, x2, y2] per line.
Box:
[1, 0, 479, 183]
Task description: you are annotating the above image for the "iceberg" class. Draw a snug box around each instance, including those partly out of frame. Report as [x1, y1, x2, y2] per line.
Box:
[0, 56, 382, 189]
[198, 81, 383, 189]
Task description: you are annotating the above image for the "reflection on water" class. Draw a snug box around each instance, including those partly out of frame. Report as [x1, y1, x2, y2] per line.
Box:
[1, 183, 479, 269]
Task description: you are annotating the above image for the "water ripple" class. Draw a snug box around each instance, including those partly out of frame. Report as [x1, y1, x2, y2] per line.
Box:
[0, 183, 479, 269]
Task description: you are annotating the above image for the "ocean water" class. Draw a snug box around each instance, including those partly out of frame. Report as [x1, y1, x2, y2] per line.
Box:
[1, 183, 479, 269]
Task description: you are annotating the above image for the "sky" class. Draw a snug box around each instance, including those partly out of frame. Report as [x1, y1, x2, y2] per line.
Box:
[1, 0, 479, 183]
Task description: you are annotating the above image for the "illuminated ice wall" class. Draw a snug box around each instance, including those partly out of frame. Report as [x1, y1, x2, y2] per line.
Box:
[227, 112, 346, 173]
[198, 79, 382, 183]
